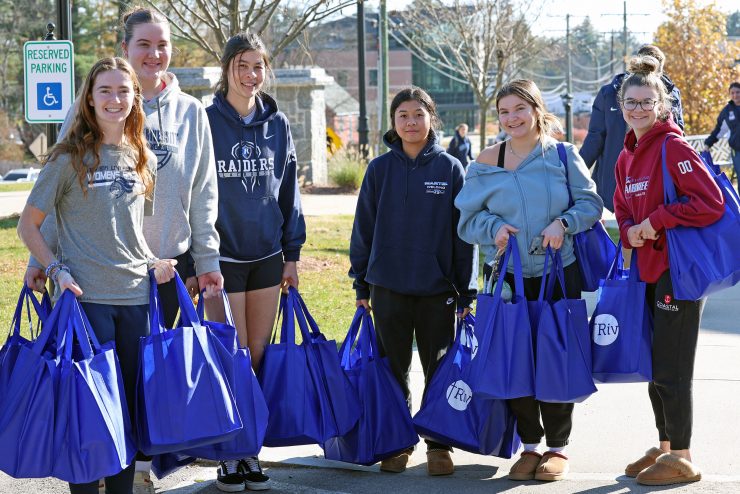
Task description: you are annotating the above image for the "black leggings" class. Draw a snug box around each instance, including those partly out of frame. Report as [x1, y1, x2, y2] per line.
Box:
[370, 285, 457, 451]
[503, 261, 582, 447]
[646, 270, 703, 450]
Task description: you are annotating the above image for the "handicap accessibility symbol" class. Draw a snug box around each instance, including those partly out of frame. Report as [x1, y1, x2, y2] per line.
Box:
[37, 82, 62, 111]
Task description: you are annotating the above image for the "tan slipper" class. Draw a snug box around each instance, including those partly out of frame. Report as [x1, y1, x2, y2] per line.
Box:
[625, 446, 665, 477]
[534, 451, 569, 481]
[508, 451, 542, 481]
[380, 448, 413, 473]
[636, 453, 702, 486]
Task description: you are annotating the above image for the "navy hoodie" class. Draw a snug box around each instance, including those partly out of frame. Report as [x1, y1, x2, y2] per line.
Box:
[349, 130, 477, 307]
[206, 92, 305, 262]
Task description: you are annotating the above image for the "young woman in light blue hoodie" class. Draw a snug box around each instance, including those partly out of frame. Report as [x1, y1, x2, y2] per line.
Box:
[455, 79, 602, 482]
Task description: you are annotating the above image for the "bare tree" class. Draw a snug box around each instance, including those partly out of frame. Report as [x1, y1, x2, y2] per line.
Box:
[144, 0, 356, 63]
[393, 0, 544, 148]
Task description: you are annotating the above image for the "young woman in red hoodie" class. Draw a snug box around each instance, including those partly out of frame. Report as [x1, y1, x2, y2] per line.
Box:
[613, 55, 725, 486]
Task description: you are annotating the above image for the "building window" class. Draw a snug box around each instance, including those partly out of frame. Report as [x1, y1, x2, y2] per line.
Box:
[368, 69, 378, 87]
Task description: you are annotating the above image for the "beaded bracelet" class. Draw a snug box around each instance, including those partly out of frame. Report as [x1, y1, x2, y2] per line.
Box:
[51, 265, 70, 284]
[44, 261, 63, 278]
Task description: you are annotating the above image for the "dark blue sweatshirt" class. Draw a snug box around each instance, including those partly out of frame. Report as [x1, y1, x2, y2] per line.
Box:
[206, 92, 305, 262]
[349, 131, 477, 307]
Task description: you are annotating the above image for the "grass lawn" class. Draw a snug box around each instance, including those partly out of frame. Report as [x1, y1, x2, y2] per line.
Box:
[0, 215, 359, 344]
[0, 182, 34, 193]
[0, 215, 623, 345]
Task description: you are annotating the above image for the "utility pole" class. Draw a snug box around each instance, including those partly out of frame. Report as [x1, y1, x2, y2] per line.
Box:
[622, 0, 627, 71]
[356, 0, 369, 160]
[610, 30, 615, 75]
[562, 14, 573, 143]
[379, 0, 389, 139]
[46, 0, 72, 147]
[601, 1, 649, 71]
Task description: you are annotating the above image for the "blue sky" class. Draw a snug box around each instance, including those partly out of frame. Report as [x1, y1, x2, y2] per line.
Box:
[374, 0, 738, 44]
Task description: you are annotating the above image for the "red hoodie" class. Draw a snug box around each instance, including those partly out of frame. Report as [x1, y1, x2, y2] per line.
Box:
[613, 119, 725, 283]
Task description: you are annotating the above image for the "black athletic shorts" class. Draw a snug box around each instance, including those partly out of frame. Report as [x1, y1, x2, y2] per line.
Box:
[220, 252, 283, 293]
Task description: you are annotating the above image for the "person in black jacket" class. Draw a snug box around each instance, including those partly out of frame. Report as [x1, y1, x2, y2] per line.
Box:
[446, 123, 474, 169]
[349, 86, 477, 477]
[580, 44, 684, 211]
[704, 82, 740, 195]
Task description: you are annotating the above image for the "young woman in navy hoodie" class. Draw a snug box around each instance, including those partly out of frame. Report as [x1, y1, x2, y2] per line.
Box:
[350, 86, 477, 476]
[613, 55, 724, 486]
[205, 33, 305, 492]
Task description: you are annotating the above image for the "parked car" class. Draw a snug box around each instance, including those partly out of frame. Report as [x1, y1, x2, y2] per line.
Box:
[1, 168, 39, 183]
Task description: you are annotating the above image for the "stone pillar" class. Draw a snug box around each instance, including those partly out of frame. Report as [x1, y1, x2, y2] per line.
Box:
[272, 67, 332, 186]
[169, 67, 221, 107]
[171, 66, 331, 186]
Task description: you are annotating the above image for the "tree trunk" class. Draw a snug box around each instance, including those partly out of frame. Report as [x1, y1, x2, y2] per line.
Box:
[479, 101, 490, 151]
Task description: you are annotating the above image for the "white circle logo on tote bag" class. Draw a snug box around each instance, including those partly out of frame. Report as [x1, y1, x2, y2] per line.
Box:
[446, 380, 473, 411]
[592, 314, 620, 345]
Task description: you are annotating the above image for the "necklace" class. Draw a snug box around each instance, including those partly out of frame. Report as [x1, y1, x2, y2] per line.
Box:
[508, 142, 529, 160]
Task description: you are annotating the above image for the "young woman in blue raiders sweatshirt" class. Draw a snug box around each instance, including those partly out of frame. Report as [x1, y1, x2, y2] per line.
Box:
[204, 32, 305, 493]
[456, 79, 603, 482]
[350, 86, 477, 477]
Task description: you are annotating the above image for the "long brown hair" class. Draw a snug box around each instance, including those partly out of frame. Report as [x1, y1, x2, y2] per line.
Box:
[45, 57, 152, 197]
[215, 32, 272, 97]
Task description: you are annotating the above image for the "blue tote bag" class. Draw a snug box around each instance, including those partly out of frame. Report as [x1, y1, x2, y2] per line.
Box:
[413, 314, 520, 457]
[661, 136, 740, 300]
[534, 250, 597, 403]
[181, 292, 269, 460]
[0, 288, 69, 478]
[471, 235, 535, 399]
[323, 307, 418, 465]
[558, 143, 617, 292]
[0, 284, 52, 401]
[590, 245, 653, 383]
[52, 292, 137, 483]
[136, 272, 241, 455]
[259, 287, 360, 447]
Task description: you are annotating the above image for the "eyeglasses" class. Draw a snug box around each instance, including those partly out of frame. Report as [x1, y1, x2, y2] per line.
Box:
[621, 99, 657, 111]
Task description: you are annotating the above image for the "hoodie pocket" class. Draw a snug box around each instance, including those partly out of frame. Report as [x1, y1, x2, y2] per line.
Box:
[366, 247, 449, 295]
[218, 196, 284, 259]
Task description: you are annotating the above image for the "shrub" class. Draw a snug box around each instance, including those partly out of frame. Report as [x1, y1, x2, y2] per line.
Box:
[328, 149, 367, 190]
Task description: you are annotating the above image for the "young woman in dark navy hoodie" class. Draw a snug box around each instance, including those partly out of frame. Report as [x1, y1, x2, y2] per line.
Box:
[613, 55, 724, 486]
[205, 32, 306, 492]
[350, 86, 477, 476]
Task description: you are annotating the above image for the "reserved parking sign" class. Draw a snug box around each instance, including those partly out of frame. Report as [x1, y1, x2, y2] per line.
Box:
[24, 40, 75, 123]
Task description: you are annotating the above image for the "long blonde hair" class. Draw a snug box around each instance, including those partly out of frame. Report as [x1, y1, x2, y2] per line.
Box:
[45, 57, 152, 197]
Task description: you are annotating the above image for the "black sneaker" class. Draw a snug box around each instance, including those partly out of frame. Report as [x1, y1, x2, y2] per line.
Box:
[216, 460, 245, 492]
[240, 456, 271, 491]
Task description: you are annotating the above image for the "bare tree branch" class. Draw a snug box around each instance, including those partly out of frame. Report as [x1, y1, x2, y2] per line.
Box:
[394, 0, 545, 147]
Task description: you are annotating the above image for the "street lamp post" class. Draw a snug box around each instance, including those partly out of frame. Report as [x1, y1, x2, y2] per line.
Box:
[356, 0, 369, 160]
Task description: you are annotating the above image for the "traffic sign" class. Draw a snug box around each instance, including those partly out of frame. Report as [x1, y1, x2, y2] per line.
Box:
[24, 40, 74, 123]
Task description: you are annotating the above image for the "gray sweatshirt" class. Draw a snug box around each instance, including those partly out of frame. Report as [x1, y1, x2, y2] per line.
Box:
[27, 147, 157, 305]
[33, 73, 220, 275]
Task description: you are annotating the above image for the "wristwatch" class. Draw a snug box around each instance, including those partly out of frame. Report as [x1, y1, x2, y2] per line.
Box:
[557, 216, 569, 231]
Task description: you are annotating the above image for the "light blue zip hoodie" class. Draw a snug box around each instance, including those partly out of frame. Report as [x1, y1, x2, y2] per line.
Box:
[455, 137, 603, 278]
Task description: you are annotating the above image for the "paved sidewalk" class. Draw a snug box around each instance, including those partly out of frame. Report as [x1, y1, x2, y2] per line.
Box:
[1, 284, 739, 493]
[0, 190, 360, 219]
